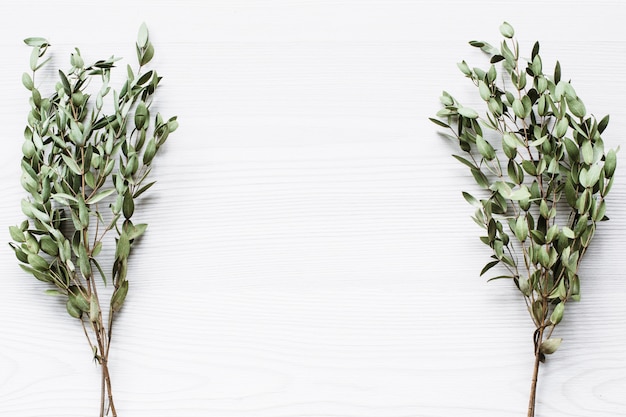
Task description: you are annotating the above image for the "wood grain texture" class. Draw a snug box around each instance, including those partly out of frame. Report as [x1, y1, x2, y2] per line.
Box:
[1, 1, 625, 416]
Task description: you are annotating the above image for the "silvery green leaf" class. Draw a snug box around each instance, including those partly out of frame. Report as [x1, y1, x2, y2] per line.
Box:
[134, 101, 148, 130]
[604, 149, 616, 178]
[30, 206, 51, 224]
[92, 257, 107, 285]
[40, 235, 59, 256]
[598, 114, 610, 134]
[581, 141, 593, 165]
[514, 216, 528, 242]
[92, 241, 103, 257]
[22, 73, 34, 90]
[429, 118, 450, 129]
[61, 154, 83, 176]
[136, 70, 154, 86]
[52, 193, 79, 205]
[27, 253, 49, 271]
[492, 181, 512, 199]
[111, 280, 129, 312]
[471, 168, 489, 189]
[9, 225, 26, 242]
[521, 160, 537, 176]
[139, 43, 155, 66]
[128, 223, 148, 240]
[509, 186, 531, 201]
[167, 118, 179, 132]
[562, 227, 575, 239]
[476, 135, 496, 160]
[58, 70, 72, 95]
[24, 37, 49, 47]
[539, 338, 562, 355]
[85, 172, 96, 189]
[29, 48, 40, 71]
[593, 200, 607, 222]
[567, 96, 586, 118]
[87, 189, 115, 205]
[122, 192, 134, 219]
[137, 23, 149, 48]
[563, 138, 579, 161]
[480, 260, 499, 276]
[478, 81, 491, 101]
[79, 245, 91, 278]
[499, 22, 515, 38]
[452, 154, 476, 170]
[529, 135, 548, 147]
[550, 303, 565, 325]
[512, 99, 525, 119]
[89, 297, 99, 323]
[462, 192, 480, 207]
[456, 60, 471, 76]
[78, 197, 89, 228]
[546, 224, 559, 243]
[66, 299, 82, 318]
[583, 165, 602, 188]
[115, 233, 130, 261]
[69, 292, 90, 313]
[458, 106, 478, 119]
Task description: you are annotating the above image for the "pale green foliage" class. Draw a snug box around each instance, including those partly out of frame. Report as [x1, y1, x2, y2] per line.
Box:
[9, 25, 177, 417]
[432, 23, 616, 417]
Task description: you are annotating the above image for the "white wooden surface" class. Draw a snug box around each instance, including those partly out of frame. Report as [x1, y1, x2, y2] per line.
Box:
[1, 1, 625, 416]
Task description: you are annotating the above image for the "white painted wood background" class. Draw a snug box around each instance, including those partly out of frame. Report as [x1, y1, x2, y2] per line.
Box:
[1, 1, 625, 416]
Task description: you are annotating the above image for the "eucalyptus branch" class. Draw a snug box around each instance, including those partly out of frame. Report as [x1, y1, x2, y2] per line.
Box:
[431, 22, 617, 417]
[9, 24, 177, 416]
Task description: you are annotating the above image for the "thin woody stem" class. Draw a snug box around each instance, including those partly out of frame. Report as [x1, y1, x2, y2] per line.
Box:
[528, 327, 544, 417]
[528, 295, 548, 417]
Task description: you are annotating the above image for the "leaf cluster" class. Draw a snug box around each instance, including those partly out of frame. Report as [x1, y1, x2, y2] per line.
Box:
[432, 22, 616, 358]
[11, 24, 177, 417]
[11, 22, 178, 360]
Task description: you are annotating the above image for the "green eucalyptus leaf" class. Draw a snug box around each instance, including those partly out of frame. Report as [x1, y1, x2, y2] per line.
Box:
[471, 168, 489, 189]
[562, 227, 575, 239]
[476, 135, 496, 160]
[87, 189, 115, 205]
[66, 299, 82, 318]
[139, 43, 155, 66]
[115, 233, 131, 261]
[137, 23, 149, 48]
[598, 115, 610, 134]
[508, 186, 531, 201]
[27, 253, 49, 271]
[480, 260, 500, 276]
[58, 70, 72, 95]
[567, 97, 586, 118]
[89, 297, 99, 323]
[581, 141, 594, 165]
[22, 72, 34, 90]
[604, 149, 617, 178]
[458, 107, 479, 119]
[61, 154, 83, 175]
[457, 61, 471, 76]
[111, 280, 129, 312]
[78, 244, 91, 278]
[24, 37, 50, 48]
[499, 22, 515, 38]
[539, 338, 562, 355]
[122, 192, 135, 219]
[9, 225, 26, 242]
[40, 235, 59, 256]
[128, 223, 148, 240]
